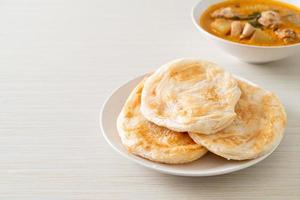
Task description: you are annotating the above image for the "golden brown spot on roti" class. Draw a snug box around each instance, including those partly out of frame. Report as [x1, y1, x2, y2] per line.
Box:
[192, 107, 208, 116]
[169, 64, 205, 82]
[203, 86, 220, 101]
[124, 111, 133, 118]
[151, 88, 156, 96]
[235, 102, 257, 123]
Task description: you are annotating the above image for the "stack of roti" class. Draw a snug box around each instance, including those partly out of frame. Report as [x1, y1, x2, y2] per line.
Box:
[117, 59, 286, 164]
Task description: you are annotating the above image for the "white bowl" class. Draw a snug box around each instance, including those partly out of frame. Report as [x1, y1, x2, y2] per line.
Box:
[192, 0, 300, 63]
[100, 74, 282, 176]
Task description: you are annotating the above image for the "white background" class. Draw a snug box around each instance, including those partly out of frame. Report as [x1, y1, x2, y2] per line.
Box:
[0, 0, 299, 199]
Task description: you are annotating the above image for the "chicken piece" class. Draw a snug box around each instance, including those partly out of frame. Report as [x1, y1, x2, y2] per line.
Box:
[240, 23, 256, 39]
[275, 28, 297, 43]
[258, 11, 281, 28]
[231, 21, 244, 38]
[211, 7, 235, 19]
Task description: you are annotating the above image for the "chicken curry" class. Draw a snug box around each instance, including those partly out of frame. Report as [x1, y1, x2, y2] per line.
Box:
[200, 0, 300, 46]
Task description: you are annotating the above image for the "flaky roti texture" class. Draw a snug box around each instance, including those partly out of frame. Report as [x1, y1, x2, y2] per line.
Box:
[141, 59, 241, 134]
[117, 79, 207, 164]
[189, 80, 287, 160]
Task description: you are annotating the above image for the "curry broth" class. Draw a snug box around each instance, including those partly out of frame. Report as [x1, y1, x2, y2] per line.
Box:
[200, 0, 300, 46]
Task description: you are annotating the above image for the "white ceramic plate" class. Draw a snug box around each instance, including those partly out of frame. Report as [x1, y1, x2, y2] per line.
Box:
[100, 74, 281, 176]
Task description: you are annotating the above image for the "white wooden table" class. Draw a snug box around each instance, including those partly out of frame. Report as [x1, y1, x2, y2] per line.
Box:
[0, 0, 299, 199]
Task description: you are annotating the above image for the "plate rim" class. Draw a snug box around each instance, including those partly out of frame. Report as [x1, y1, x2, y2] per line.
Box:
[99, 73, 281, 176]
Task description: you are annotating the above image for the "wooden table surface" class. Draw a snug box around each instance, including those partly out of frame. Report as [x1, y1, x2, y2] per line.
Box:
[0, 0, 299, 199]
